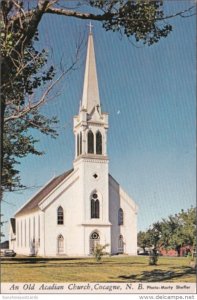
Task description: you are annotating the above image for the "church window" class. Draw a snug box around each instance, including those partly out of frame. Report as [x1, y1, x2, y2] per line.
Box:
[118, 235, 124, 253]
[88, 130, 94, 154]
[118, 208, 124, 225]
[96, 131, 102, 154]
[57, 234, 64, 254]
[29, 218, 31, 246]
[21, 220, 22, 247]
[33, 216, 35, 240]
[80, 132, 82, 154]
[93, 173, 98, 179]
[91, 232, 100, 239]
[17, 221, 19, 247]
[90, 231, 100, 254]
[91, 200, 94, 219]
[57, 206, 64, 225]
[91, 193, 100, 219]
[95, 200, 99, 218]
[77, 134, 80, 156]
[38, 215, 40, 242]
[24, 219, 26, 247]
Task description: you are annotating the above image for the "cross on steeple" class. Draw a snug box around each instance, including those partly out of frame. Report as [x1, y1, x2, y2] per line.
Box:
[88, 21, 93, 34]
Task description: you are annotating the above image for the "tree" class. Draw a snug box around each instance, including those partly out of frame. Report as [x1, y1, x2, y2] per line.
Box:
[139, 207, 196, 257]
[168, 207, 196, 256]
[145, 222, 164, 250]
[1, 32, 58, 192]
[1, 0, 195, 193]
[1, 2, 81, 192]
[178, 207, 196, 248]
[0, 214, 7, 238]
[137, 230, 151, 252]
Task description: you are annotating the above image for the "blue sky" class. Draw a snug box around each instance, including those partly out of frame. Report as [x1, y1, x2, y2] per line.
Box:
[2, 1, 196, 240]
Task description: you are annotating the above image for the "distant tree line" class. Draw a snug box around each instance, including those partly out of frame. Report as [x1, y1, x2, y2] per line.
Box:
[138, 207, 196, 257]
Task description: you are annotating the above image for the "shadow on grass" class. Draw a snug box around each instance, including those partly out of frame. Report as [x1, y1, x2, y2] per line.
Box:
[2, 261, 145, 269]
[1, 257, 86, 264]
[118, 266, 196, 282]
[1, 257, 145, 266]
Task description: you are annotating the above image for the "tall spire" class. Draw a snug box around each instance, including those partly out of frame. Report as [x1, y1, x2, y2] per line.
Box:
[81, 25, 100, 114]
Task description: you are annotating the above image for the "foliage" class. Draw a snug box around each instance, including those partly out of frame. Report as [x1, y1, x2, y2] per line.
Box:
[0, 215, 7, 238]
[137, 230, 151, 251]
[1, 28, 58, 191]
[147, 222, 163, 249]
[177, 207, 196, 247]
[159, 207, 196, 255]
[138, 207, 197, 256]
[90, 0, 173, 45]
[2, 112, 58, 192]
[93, 243, 109, 262]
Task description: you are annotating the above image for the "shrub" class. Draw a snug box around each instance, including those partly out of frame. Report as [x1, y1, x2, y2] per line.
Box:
[93, 244, 109, 263]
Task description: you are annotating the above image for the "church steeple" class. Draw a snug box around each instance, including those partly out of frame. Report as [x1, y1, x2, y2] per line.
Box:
[72, 25, 110, 228]
[73, 25, 108, 162]
[80, 24, 100, 114]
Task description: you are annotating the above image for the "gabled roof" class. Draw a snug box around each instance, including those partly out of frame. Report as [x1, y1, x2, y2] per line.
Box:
[109, 173, 138, 212]
[15, 169, 73, 217]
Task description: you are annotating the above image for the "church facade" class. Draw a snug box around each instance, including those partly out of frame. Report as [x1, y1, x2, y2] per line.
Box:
[9, 29, 138, 257]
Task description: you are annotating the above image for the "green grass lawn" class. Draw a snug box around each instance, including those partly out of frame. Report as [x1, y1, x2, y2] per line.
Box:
[1, 255, 196, 283]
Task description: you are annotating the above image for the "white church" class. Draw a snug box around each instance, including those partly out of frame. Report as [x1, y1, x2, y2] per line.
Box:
[9, 28, 138, 257]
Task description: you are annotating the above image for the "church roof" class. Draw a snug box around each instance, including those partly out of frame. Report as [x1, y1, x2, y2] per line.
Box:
[15, 169, 73, 217]
[81, 29, 100, 113]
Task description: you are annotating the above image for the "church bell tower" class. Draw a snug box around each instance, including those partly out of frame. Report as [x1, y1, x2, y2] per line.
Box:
[73, 25, 111, 251]
[73, 26, 108, 161]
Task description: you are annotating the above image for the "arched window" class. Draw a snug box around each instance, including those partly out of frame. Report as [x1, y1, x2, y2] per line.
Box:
[95, 200, 99, 218]
[29, 218, 31, 247]
[118, 235, 124, 253]
[24, 219, 26, 247]
[57, 206, 64, 225]
[17, 221, 19, 247]
[33, 216, 35, 240]
[91, 199, 95, 219]
[90, 231, 100, 254]
[21, 220, 23, 247]
[118, 208, 124, 225]
[80, 131, 82, 154]
[96, 131, 102, 154]
[57, 234, 64, 254]
[77, 134, 79, 156]
[38, 215, 40, 244]
[88, 130, 94, 154]
[91, 193, 100, 219]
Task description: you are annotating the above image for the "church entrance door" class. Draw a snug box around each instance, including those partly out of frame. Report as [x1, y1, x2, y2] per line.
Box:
[57, 234, 64, 254]
[89, 231, 100, 255]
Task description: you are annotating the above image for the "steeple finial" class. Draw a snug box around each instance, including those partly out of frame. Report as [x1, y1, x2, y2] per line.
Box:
[88, 21, 93, 34]
[80, 25, 100, 114]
